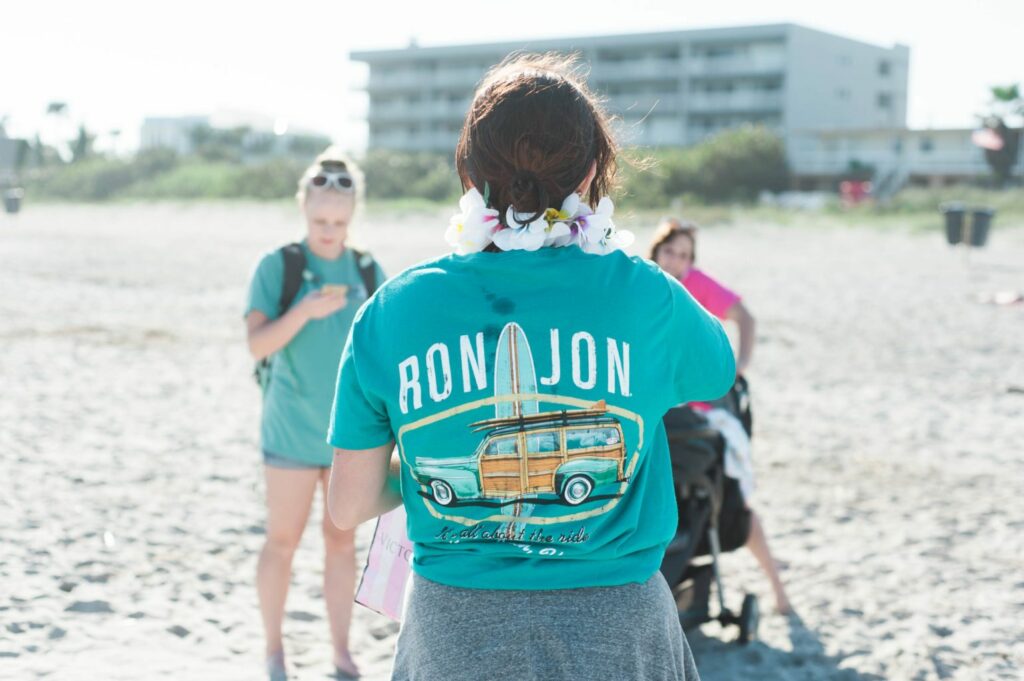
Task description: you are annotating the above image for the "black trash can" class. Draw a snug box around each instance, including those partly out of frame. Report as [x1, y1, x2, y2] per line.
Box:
[3, 188, 23, 215]
[941, 202, 965, 245]
[969, 208, 995, 247]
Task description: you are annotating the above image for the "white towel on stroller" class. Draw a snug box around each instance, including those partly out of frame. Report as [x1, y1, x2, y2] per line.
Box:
[704, 408, 755, 502]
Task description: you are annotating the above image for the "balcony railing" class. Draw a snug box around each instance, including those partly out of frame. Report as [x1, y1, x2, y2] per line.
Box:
[368, 100, 470, 122]
[789, 149, 989, 175]
[366, 66, 487, 92]
[369, 131, 461, 152]
[687, 53, 786, 76]
[603, 94, 683, 115]
[591, 59, 682, 81]
[686, 91, 784, 112]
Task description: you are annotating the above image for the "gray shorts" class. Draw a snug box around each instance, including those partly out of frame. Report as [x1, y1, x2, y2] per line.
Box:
[392, 571, 700, 681]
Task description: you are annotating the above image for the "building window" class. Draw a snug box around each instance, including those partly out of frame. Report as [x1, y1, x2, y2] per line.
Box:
[920, 137, 934, 153]
[878, 60, 891, 76]
[598, 49, 628, 62]
[705, 45, 737, 59]
[877, 92, 892, 109]
[695, 80, 735, 93]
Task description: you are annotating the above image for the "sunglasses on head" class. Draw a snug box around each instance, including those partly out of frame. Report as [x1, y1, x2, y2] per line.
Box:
[309, 169, 355, 192]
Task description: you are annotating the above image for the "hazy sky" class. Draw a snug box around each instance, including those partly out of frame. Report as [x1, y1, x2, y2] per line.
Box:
[4, 0, 1022, 153]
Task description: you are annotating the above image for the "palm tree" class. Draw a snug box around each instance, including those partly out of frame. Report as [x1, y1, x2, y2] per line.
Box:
[107, 129, 122, 157]
[71, 125, 95, 163]
[980, 85, 1023, 187]
[45, 101, 73, 161]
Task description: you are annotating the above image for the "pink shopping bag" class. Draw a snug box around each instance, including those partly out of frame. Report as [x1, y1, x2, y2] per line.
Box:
[355, 506, 413, 621]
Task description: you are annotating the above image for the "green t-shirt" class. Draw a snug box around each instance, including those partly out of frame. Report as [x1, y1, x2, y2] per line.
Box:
[246, 241, 385, 466]
[328, 245, 734, 589]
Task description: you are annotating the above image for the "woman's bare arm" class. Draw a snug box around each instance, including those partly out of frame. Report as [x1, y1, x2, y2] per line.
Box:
[726, 301, 756, 376]
[245, 292, 347, 361]
[328, 442, 402, 530]
[246, 308, 309, 361]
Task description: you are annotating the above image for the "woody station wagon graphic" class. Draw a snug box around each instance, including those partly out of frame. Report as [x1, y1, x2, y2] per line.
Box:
[408, 322, 629, 509]
[411, 403, 627, 507]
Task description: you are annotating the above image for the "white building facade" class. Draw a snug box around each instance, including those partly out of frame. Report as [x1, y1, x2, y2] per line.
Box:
[788, 127, 997, 189]
[353, 24, 909, 158]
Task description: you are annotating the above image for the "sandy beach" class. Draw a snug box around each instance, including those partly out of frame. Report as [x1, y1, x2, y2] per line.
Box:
[1, 201, 1021, 680]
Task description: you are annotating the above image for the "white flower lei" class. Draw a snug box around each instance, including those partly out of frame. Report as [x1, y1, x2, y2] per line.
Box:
[445, 187, 634, 256]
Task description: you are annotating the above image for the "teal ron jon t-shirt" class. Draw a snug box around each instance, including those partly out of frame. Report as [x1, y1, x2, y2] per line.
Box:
[328, 245, 734, 590]
[246, 240, 386, 466]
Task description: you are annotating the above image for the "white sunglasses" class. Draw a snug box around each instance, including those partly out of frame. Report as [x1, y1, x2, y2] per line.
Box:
[308, 170, 355, 192]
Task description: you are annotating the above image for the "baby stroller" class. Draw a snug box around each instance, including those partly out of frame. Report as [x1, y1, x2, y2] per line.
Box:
[659, 376, 759, 643]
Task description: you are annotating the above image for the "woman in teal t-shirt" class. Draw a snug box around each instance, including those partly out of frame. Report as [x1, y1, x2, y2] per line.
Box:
[326, 56, 734, 681]
[245, 148, 383, 681]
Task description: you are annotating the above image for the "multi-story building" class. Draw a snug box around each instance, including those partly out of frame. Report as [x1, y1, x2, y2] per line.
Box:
[352, 23, 909, 154]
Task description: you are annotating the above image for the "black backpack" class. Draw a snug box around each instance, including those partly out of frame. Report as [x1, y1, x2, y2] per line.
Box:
[253, 243, 379, 388]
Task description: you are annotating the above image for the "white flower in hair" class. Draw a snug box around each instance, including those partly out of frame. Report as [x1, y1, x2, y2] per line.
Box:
[542, 193, 578, 248]
[445, 187, 500, 254]
[576, 198, 634, 255]
[492, 206, 549, 252]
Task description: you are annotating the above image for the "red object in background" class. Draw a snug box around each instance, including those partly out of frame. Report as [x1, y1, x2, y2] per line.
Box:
[972, 128, 1005, 151]
[840, 180, 872, 206]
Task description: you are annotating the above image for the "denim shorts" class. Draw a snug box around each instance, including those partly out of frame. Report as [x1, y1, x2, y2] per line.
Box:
[262, 450, 328, 470]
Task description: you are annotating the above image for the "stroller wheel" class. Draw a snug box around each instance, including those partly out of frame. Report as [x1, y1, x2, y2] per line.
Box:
[737, 594, 759, 644]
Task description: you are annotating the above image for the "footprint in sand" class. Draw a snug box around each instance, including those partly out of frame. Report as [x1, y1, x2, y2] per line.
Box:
[64, 600, 114, 614]
[286, 610, 320, 622]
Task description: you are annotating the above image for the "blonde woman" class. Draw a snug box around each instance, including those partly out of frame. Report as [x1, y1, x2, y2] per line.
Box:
[245, 148, 384, 680]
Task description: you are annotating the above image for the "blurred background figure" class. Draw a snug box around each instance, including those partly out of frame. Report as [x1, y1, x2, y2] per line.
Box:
[651, 218, 791, 614]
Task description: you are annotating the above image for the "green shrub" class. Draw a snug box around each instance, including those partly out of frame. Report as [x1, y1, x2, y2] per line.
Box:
[616, 126, 789, 209]
[121, 162, 241, 199]
[228, 159, 307, 199]
[24, 158, 138, 201]
[693, 125, 790, 201]
[361, 151, 461, 202]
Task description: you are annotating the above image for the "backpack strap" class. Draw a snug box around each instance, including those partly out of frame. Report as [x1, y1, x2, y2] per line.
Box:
[349, 247, 379, 297]
[254, 242, 307, 389]
[278, 242, 307, 314]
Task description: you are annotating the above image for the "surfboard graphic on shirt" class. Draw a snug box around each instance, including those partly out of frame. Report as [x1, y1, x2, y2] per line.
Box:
[492, 323, 538, 529]
[493, 322, 539, 419]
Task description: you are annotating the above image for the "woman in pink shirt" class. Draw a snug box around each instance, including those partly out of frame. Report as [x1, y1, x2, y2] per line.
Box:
[652, 219, 755, 375]
[651, 217, 791, 614]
